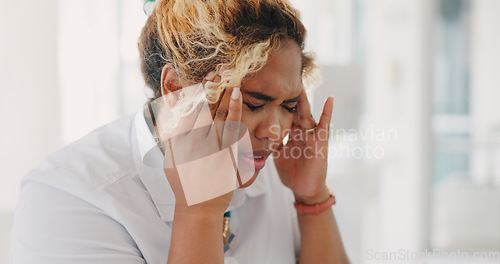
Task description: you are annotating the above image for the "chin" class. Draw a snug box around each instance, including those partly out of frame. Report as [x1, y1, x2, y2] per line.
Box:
[237, 170, 260, 188]
[236, 150, 270, 188]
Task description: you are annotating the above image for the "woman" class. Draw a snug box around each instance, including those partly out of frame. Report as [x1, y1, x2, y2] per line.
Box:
[9, 0, 349, 263]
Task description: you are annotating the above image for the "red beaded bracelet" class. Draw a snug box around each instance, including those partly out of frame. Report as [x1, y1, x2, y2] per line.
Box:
[294, 188, 336, 215]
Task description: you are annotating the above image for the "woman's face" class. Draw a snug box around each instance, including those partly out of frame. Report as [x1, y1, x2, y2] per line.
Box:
[238, 41, 303, 185]
[158, 40, 304, 192]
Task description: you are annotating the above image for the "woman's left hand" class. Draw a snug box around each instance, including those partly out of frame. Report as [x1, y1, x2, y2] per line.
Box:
[273, 88, 334, 204]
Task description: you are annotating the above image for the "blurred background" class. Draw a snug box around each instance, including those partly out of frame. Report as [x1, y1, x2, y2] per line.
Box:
[1, 0, 499, 263]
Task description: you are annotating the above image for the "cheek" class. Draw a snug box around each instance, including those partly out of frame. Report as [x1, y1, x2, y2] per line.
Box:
[280, 113, 294, 130]
[279, 114, 294, 139]
[240, 110, 257, 135]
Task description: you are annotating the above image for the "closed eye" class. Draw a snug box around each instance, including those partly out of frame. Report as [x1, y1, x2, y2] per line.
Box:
[244, 102, 265, 112]
[281, 104, 297, 113]
[243, 93, 300, 113]
[244, 102, 297, 113]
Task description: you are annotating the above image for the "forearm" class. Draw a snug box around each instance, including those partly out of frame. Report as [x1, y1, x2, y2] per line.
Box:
[296, 192, 350, 264]
[167, 207, 224, 264]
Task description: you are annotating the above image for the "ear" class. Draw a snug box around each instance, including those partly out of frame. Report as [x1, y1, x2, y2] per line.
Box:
[160, 63, 183, 107]
[161, 63, 180, 96]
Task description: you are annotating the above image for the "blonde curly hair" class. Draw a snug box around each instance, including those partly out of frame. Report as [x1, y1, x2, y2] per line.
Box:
[138, 0, 317, 104]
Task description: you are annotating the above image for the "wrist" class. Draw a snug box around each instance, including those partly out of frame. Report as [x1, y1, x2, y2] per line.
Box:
[293, 185, 331, 205]
[174, 204, 225, 222]
[294, 186, 336, 215]
[169, 204, 226, 262]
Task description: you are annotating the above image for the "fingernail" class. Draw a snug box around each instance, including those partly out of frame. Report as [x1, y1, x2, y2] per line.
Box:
[231, 87, 240, 100]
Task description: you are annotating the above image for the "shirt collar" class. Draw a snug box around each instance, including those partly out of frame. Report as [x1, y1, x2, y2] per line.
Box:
[132, 107, 268, 222]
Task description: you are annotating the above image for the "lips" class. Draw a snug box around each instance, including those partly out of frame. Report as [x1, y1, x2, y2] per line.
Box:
[238, 150, 272, 171]
[241, 150, 271, 159]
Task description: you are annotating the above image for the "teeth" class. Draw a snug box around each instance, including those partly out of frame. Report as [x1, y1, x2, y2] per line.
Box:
[241, 153, 264, 159]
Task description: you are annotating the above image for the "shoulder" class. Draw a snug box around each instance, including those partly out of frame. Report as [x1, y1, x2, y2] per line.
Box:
[10, 112, 169, 263]
[29, 114, 136, 181]
[20, 113, 143, 212]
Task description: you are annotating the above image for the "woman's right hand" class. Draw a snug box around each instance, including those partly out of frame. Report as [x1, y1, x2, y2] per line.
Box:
[158, 71, 243, 216]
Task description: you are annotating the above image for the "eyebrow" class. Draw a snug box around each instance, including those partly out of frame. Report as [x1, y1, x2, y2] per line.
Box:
[244, 91, 300, 103]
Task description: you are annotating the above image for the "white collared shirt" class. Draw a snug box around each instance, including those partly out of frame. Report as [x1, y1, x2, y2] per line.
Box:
[8, 108, 300, 264]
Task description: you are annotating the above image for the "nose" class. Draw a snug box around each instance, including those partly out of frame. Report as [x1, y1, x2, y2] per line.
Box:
[254, 112, 283, 142]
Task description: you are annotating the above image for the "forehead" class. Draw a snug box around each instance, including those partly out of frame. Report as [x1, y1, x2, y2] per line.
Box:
[241, 42, 303, 99]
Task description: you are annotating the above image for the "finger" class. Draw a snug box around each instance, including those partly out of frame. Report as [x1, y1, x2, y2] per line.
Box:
[297, 88, 316, 129]
[213, 88, 232, 122]
[212, 86, 235, 148]
[221, 87, 242, 149]
[224, 87, 241, 122]
[287, 124, 304, 144]
[317, 96, 334, 134]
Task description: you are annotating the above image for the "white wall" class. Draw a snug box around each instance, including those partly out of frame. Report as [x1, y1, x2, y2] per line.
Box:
[0, 0, 62, 259]
[428, 0, 500, 252]
[0, 1, 63, 206]
[0, 0, 62, 208]
[363, 0, 433, 254]
[471, 0, 500, 184]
